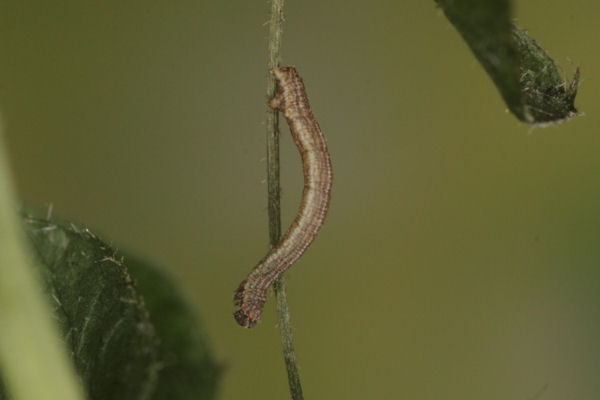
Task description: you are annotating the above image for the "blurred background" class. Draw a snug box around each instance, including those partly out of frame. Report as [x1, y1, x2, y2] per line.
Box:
[1, 1, 599, 399]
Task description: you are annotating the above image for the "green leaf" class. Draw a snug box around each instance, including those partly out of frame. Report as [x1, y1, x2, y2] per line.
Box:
[125, 254, 220, 400]
[436, 0, 579, 125]
[14, 216, 161, 400]
[1, 215, 219, 400]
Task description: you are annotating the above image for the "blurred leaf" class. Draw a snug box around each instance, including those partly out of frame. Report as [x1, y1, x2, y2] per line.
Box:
[12, 215, 161, 400]
[125, 254, 220, 400]
[1, 215, 219, 400]
[436, 0, 579, 125]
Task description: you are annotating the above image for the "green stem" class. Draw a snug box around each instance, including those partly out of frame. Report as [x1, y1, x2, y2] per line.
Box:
[273, 278, 304, 399]
[265, 1, 304, 399]
[266, 1, 282, 246]
[0, 134, 84, 399]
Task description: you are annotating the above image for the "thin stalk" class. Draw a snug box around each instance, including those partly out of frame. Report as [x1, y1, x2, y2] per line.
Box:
[0, 134, 85, 399]
[265, 1, 304, 399]
[273, 277, 304, 399]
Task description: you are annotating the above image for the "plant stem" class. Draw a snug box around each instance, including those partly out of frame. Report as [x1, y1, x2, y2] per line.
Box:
[265, 1, 304, 399]
[0, 134, 85, 399]
[273, 277, 304, 399]
[266, 1, 282, 246]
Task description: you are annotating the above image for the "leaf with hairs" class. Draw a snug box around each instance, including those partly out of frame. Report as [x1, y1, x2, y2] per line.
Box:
[436, 0, 579, 125]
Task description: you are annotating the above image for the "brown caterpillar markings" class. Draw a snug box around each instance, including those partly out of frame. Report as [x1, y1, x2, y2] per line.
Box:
[233, 66, 333, 328]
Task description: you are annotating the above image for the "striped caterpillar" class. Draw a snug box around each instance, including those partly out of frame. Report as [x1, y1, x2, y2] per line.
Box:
[233, 67, 333, 328]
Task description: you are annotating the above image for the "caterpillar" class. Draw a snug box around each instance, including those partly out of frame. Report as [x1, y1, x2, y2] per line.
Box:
[233, 67, 333, 328]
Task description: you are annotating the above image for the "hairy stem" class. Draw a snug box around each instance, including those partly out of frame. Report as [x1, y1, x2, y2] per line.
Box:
[265, 0, 304, 399]
[0, 134, 84, 399]
[266, 0, 282, 246]
[273, 278, 304, 399]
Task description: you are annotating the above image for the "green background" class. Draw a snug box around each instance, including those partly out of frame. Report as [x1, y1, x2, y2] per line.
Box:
[1, 1, 599, 399]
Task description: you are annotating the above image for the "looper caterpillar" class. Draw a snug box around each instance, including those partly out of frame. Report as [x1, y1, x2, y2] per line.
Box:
[233, 67, 333, 328]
